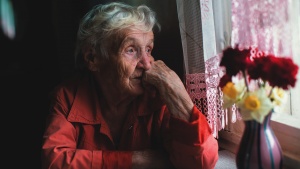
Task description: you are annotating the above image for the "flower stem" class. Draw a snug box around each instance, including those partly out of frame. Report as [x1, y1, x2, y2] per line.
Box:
[243, 71, 249, 92]
[268, 87, 274, 98]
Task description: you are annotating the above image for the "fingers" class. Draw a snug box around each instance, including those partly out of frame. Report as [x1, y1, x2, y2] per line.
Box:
[142, 60, 170, 86]
[152, 60, 169, 70]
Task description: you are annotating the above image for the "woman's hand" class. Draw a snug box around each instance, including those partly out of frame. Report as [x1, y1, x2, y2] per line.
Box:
[142, 60, 194, 122]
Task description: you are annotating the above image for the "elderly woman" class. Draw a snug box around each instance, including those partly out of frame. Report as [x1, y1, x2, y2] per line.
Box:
[41, 2, 218, 169]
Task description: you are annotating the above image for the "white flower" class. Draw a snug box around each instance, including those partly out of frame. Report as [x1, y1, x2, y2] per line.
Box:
[221, 80, 245, 109]
[237, 88, 273, 123]
[270, 87, 287, 113]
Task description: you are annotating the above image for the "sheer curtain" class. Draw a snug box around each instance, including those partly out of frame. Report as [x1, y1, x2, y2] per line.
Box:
[231, 0, 297, 57]
[176, 0, 232, 138]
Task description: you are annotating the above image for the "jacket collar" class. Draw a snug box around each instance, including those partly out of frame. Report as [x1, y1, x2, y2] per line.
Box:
[67, 73, 103, 124]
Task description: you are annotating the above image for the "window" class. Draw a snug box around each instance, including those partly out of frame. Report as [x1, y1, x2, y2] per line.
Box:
[213, 0, 300, 168]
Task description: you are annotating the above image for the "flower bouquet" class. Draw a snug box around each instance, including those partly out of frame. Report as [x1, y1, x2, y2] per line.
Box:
[218, 45, 299, 123]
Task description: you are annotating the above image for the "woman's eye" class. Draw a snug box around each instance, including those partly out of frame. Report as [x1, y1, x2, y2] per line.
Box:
[146, 47, 152, 54]
[125, 47, 136, 55]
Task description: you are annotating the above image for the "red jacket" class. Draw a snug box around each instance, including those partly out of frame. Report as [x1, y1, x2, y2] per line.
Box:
[41, 72, 218, 169]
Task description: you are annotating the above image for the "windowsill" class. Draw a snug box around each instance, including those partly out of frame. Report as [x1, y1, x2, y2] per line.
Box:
[270, 115, 300, 169]
[271, 112, 300, 129]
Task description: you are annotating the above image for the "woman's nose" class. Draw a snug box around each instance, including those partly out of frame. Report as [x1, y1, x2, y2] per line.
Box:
[137, 51, 152, 70]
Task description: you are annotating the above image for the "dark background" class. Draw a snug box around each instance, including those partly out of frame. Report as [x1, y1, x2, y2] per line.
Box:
[0, 0, 183, 168]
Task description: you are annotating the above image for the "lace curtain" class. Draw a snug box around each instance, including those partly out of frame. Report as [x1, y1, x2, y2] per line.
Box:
[231, 0, 297, 57]
[176, 0, 298, 138]
[176, 0, 229, 138]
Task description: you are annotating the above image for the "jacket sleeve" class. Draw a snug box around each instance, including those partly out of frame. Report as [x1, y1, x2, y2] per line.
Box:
[162, 105, 219, 169]
[41, 106, 132, 169]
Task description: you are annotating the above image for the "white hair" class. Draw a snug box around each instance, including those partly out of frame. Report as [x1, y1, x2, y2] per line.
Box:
[75, 2, 160, 69]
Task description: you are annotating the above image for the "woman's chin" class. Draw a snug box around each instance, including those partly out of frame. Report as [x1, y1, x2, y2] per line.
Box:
[129, 80, 145, 94]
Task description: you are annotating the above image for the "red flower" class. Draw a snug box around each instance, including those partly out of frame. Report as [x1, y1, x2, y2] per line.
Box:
[219, 45, 251, 76]
[247, 54, 299, 89]
[262, 55, 298, 89]
[219, 45, 299, 90]
[248, 56, 269, 80]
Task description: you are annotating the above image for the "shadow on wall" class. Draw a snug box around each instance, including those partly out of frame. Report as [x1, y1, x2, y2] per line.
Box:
[0, 0, 183, 168]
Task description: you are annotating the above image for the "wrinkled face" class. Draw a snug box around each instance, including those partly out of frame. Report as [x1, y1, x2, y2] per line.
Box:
[100, 26, 154, 97]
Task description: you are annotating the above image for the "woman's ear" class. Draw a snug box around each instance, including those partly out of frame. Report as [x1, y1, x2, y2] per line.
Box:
[83, 50, 99, 71]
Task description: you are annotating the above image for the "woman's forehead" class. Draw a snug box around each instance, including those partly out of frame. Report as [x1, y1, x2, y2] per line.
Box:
[123, 31, 154, 41]
[123, 25, 153, 36]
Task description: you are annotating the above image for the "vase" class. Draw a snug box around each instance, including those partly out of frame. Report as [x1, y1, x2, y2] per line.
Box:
[236, 111, 283, 169]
